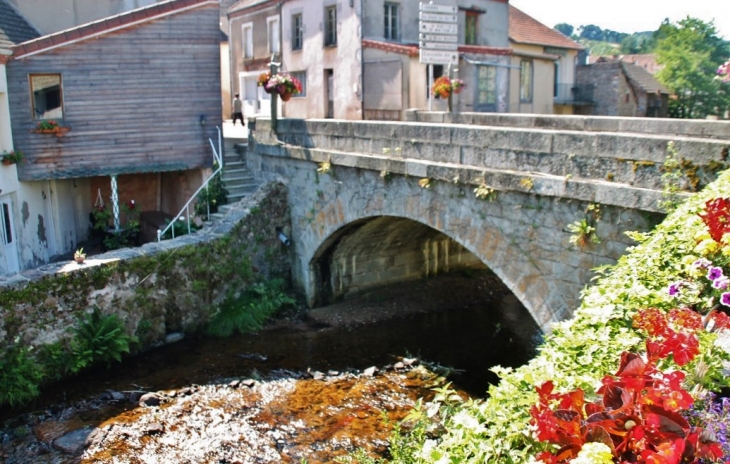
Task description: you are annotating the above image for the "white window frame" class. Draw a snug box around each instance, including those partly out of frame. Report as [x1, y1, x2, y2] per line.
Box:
[384, 2, 399, 40]
[267, 16, 280, 55]
[324, 5, 337, 46]
[241, 22, 253, 59]
[292, 13, 303, 51]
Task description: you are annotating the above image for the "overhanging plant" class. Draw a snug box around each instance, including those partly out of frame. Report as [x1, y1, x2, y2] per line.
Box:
[1, 150, 24, 165]
[381, 170, 730, 463]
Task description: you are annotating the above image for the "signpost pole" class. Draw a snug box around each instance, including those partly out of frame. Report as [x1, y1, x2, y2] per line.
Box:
[419, 1, 458, 114]
[428, 64, 433, 111]
[269, 56, 279, 133]
[447, 63, 452, 113]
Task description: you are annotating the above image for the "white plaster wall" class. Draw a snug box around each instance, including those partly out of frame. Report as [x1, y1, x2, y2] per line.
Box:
[13, 179, 90, 270]
[282, 0, 363, 119]
[362, 0, 508, 47]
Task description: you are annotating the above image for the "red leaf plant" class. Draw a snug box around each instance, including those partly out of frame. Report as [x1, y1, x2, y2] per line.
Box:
[699, 198, 730, 243]
[531, 307, 725, 463]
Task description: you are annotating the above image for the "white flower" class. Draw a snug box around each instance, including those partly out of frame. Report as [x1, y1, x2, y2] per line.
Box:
[569, 442, 613, 464]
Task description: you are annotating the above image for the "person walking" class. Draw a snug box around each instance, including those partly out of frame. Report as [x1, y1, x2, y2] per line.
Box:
[232, 93, 244, 126]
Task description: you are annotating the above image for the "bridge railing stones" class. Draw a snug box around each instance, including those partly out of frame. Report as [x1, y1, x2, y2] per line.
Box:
[405, 110, 730, 140]
[250, 117, 729, 213]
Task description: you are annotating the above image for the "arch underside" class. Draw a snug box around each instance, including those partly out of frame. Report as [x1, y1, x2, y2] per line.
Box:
[310, 216, 486, 306]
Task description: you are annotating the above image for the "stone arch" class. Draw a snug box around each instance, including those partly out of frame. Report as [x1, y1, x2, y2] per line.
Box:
[309, 216, 487, 306]
[286, 168, 585, 331]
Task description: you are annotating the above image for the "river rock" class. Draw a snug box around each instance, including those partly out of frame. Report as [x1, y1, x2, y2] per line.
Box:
[393, 362, 405, 370]
[53, 427, 96, 454]
[363, 366, 377, 377]
[165, 332, 185, 344]
[311, 371, 325, 380]
[241, 379, 256, 388]
[139, 392, 162, 407]
[228, 380, 241, 388]
[145, 423, 165, 435]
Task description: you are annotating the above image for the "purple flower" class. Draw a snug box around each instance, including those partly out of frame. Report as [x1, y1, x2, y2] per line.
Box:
[693, 258, 712, 269]
[667, 282, 682, 296]
[707, 266, 724, 281]
[722, 292, 730, 307]
[713, 276, 730, 290]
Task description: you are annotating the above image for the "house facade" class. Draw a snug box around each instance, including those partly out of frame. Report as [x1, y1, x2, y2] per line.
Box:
[1, 0, 41, 276]
[575, 59, 669, 118]
[507, 5, 586, 115]
[228, 0, 514, 120]
[2, 0, 221, 275]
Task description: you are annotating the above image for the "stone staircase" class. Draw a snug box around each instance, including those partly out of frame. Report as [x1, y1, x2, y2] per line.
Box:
[212, 138, 257, 219]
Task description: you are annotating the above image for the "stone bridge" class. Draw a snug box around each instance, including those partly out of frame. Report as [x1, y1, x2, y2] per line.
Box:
[246, 115, 729, 330]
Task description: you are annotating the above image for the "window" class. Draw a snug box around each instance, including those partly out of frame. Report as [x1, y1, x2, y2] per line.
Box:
[242, 23, 253, 58]
[292, 14, 303, 50]
[267, 16, 280, 55]
[384, 3, 399, 40]
[324, 5, 337, 46]
[290, 71, 307, 96]
[520, 60, 533, 102]
[465, 11, 478, 45]
[30, 74, 63, 119]
[476, 65, 497, 112]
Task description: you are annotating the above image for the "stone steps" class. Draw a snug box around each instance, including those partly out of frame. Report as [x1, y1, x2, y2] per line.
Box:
[220, 138, 258, 206]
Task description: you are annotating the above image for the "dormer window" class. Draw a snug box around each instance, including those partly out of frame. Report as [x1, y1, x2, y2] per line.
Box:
[30, 74, 64, 120]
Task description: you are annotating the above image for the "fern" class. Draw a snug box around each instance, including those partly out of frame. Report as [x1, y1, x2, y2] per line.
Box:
[0, 345, 44, 408]
[206, 279, 295, 337]
[71, 307, 137, 373]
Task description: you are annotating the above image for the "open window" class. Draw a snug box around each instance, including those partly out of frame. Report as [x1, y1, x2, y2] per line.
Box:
[30, 74, 64, 120]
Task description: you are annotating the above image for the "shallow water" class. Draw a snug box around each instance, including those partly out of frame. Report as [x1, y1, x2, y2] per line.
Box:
[0, 274, 542, 463]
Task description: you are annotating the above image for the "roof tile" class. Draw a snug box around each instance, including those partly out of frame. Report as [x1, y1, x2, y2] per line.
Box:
[0, 0, 40, 52]
[12, 0, 214, 58]
[509, 5, 583, 50]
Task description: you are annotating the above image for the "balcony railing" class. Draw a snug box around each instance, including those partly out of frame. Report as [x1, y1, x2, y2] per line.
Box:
[554, 83, 595, 105]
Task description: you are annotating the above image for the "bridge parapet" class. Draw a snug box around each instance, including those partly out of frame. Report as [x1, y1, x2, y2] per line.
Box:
[251, 117, 729, 213]
[404, 111, 730, 140]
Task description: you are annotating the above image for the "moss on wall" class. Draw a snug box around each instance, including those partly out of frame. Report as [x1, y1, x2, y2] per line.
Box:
[0, 182, 291, 376]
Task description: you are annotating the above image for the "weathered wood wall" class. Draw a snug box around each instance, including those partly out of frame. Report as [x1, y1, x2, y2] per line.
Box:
[7, 3, 222, 181]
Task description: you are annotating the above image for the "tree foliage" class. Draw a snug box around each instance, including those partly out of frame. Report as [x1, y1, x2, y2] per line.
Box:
[553, 23, 574, 38]
[655, 17, 730, 118]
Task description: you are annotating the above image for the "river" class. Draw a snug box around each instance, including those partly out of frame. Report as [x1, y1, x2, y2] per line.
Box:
[0, 271, 541, 463]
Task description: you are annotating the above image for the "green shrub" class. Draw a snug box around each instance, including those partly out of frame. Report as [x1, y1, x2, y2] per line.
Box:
[195, 164, 228, 219]
[0, 343, 44, 408]
[71, 307, 137, 373]
[384, 169, 730, 463]
[37, 341, 75, 381]
[206, 279, 295, 337]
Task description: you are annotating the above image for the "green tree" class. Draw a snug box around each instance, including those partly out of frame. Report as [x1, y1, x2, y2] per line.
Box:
[655, 17, 730, 118]
[554, 23, 574, 38]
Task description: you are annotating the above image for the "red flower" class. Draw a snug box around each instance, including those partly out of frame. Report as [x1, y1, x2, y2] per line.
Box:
[699, 197, 730, 242]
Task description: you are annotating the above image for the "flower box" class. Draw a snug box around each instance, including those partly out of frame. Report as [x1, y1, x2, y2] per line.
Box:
[32, 120, 71, 137]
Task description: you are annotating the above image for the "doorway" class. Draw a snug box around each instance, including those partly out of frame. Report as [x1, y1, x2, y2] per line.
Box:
[325, 69, 334, 118]
[0, 195, 20, 274]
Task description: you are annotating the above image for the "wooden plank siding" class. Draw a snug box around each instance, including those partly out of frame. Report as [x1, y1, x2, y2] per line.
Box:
[7, 3, 222, 181]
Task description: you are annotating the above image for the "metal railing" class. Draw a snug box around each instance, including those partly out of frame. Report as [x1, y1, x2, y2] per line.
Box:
[554, 83, 595, 105]
[157, 127, 223, 242]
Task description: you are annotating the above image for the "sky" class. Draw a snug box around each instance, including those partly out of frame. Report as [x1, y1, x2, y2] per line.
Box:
[508, 0, 730, 40]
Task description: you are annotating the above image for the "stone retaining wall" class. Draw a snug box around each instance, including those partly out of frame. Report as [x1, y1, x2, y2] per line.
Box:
[0, 182, 291, 355]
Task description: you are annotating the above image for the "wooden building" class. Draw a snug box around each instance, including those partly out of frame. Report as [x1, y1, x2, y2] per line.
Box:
[6, 0, 222, 261]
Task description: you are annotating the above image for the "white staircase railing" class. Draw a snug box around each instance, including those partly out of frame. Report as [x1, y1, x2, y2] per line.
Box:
[157, 127, 223, 242]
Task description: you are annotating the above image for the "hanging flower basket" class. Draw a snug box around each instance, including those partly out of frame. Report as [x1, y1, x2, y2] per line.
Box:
[32, 120, 71, 137]
[257, 71, 302, 101]
[431, 76, 466, 99]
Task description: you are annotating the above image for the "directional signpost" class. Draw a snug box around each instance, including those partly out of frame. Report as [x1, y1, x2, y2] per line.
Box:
[419, 2, 458, 110]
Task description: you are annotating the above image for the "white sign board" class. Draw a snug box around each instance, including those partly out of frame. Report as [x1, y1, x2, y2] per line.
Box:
[419, 3, 457, 14]
[419, 21, 457, 35]
[418, 12, 457, 23]
[420, 33, 458, 42]
[420, 49, 458, 65]
[420, 41, 458, 51]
